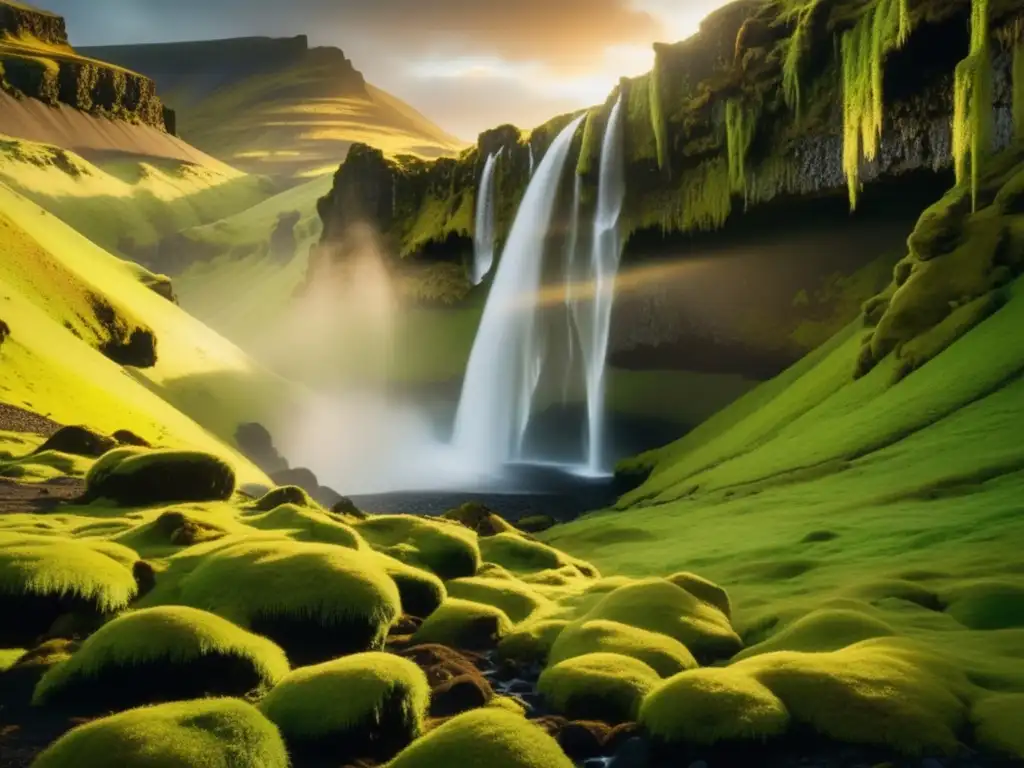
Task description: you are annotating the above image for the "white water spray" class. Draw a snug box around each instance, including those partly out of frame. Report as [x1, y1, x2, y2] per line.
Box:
[562, 173, 583, 402]
[575, 95, 626, 473]
[452, 116, 586, 473]
[472, 149, 502, 285]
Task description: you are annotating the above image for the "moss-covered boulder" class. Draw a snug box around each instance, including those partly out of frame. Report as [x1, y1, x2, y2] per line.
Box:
[0, 534, 137, 646]
[175, 540, 401, 664]
[84, 449, 236, 506]
[34, 426, 116, 458]
[497, 619, 569, 664]
[538, 652, 659, 724]
[260, 652, 429, 761]
[387, 708, 574, 768]
[116, 510, 229, 551]
[639, 667, 790, 746]
[566, 578, 741, 663]
[442, 502, 517, 537]
[666, 572, 732, 619]
[252, 485, 317, 511]
[33, 606, 290, 712]
[31, 698, 289, 768]
[549, 619, 698, 678]
[517, 515, 556, 534]
[972, 693, 1024, 760]
[373, 552, 447, 619]
[479, 533, 599, 578]
[734, 608, 896, 660]
[412, 598, 513, 651]
[242, 503, 363, 549]
[736, 638, 969, 755]
[0, 639, 75, 711]
[446, 576, 549, 623]
[355, 515, 481, 580]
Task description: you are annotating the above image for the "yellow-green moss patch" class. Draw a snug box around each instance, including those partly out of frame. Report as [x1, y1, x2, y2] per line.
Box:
[261, 652, 428, 760]
[372, 552, 447, 619]
[446, 577, 549, 623]
[412, 598, 513, 650]
[497, 620, 569, 664]
[33, 606, 290, 711]
[734, 608, 897, 660]
[538, 652, 659, 724]
[640, 666, 790, 745]
[84, 449, 236, 506]
[972, 693, 1024, 759]
[31, 698, 289, 768]
[356, 515, 480, 580]
[479, 533, 598, 578]
[241, 503, 363, 549]
[387, 708, 573, 768]
[548, 619, 698, 677]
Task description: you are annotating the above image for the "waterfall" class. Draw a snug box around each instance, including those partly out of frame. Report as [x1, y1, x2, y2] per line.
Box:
[452, 115, 586, 472]
[528, 143, 535, 177]
[576, 95, 626, 474]
[562, 173, 583, 402]
[472, 149, 502, 285]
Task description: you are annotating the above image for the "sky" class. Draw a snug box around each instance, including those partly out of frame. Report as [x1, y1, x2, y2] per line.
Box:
[43, 0, 733, 140]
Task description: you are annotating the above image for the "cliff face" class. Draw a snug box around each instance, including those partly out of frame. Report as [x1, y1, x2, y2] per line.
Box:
[0, 1, 169, 131]
[315, 0, 1024, 378]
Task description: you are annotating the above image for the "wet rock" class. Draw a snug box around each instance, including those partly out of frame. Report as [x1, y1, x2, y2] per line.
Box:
[503, 678, 534, 694]
[430, 673, 492, 717]
[609, 736, 652, 768]
[531, 715, 569, 738]
[605, 722, 640, 754]
[558, 721, 611, 761]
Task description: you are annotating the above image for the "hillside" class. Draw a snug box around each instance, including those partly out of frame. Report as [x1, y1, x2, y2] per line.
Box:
[0, 178, 304, 486]
[84, 36, 465, 180]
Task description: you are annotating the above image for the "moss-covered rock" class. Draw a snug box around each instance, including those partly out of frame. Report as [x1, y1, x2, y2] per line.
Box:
[412, 598, 513, 651]
[666, 571, 732, 619]
[446, 576, 549, 623]
[31, 698, 289, 768]
[33, 606, 289, 712]
[242, 503, 363, 549]
[479, 533, 598, 578]
[517, 515, 556, 534]
[548, 619, 698, 677]
[497, 620, 569, 664]
[639, 666, 790, 746]
[116, 510, 229, 551]
[736, 638, 969, 755]
[372, 552, 447, 619]
[356, 514, 481, 580]
[387, 708, 574, 768]
[84, 449, 236, 506]
[252, 485, 318, 511]
[735, 608, 897, 660]
[972, 693, 1024, 759]
[34, 426, 116, 458]
[563, 578, 741, 663]
[260, 652, 428, 761]
[174, 539, 401, 664]
[538, 652, 660, 724]
[0, 533, 137, 646]
[442, 502, 517, 537]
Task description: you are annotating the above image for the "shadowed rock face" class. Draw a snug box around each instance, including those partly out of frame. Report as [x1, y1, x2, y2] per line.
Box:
[0, 2, 67, 47]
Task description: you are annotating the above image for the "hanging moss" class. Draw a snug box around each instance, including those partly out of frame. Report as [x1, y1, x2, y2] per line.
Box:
[650, 56, 668, 171]
[1013, 22, 1024, 140]
[625, 74, 659, 164]
[576, 109, 601, 176]
[782, 0, 820, 118]
[840, 0, 912, 210]
[953, 0, 994, 211]
[726, 99, 759, 195]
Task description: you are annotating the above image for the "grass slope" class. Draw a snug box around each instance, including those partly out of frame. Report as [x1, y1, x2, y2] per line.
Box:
[546, 271, 1024, 697]
[0, 181, 302, 483]
[0, 134, 272, 254]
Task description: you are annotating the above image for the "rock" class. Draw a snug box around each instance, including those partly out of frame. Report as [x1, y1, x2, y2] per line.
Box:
[132, 560, 157, 598]
[531, 715, 569, 738]
[517, 514, 556, 534]
[35, 425, 116, 458]
[503, 678, 534, 694]
[332, 497, 367, 519]
[391, 616, 423, 636]
[0, 319, 10, 347]
[558, 721, 611, 761]
[430, 673, 492, 717]
[113, 429, 151, 448]
[442, 501, 515, 537]
[236, 423, 289, 475]
[609, 736, 652, 768]
[605, 722, 640, 754]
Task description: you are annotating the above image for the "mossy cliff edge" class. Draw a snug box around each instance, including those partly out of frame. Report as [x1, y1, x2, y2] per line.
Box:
[315, 0, 1024, 303]
[0, 1, 171, 132]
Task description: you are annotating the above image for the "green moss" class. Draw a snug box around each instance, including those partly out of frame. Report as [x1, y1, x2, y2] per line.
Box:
[33, 606, 290, 708]
[666, 572, 732, 618]
[640, 666, 790, 745]
[548, 619, 698, 678]
[565, 578, 741, 662]
[242, 503, 363, 549]
[538, 652, 659, 724]
[260, 652, 428, 757]
[172, 539, 401, 661]
[411, 598, 513, 650]
[478, 533, 597, 578]
[726, 98, 758, 195]
[943, 579, 1024, 630]
[840, 0, 912, 209]
[252, 485, 317, 511]
[496, 620, 569, 664]
[953, 0, 994, 211]
[0, 532, 137, 615]
[0, 648, 26, 672]
[782, 0, 819, 117]
[371, 552, 447, 619]
[576, 108, 602, 176]
[972, 693, 1024, 759]
[1014, 28, 1024, 141]
[734, 608, 896, 660]
[625, 74, 659, 164]
[737, 639, 968, 755]
[31, 698, 289, 768]
[446, 577, 549, 623]
[355, 515, 480, 580]
[84, 449, 236, 506]
[649, 55, 668, 171]
[387, 708, 574, 768]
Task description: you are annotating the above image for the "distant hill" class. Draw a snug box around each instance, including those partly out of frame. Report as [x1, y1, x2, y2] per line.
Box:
[84, 36, 465, 179]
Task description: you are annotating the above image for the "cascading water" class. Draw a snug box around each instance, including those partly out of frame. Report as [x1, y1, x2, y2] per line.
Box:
[562, 173, 583, 402]
[528, 144, 535, 177]
[452, 115, 586, 473]
[575, 95, 626, 473]
[472, 149, 502, 285]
